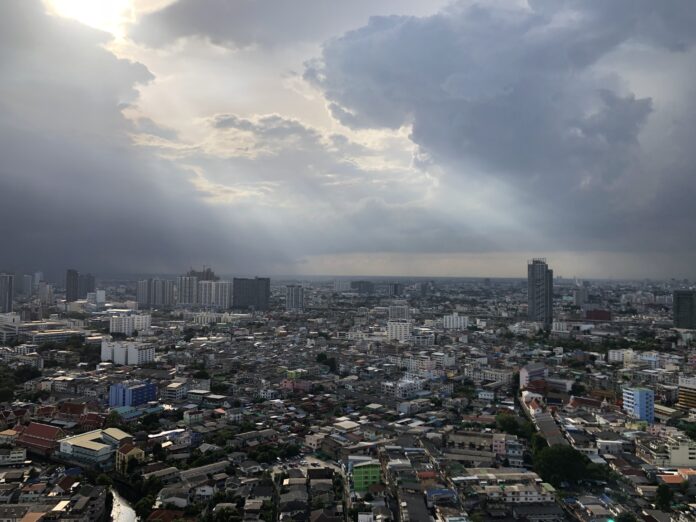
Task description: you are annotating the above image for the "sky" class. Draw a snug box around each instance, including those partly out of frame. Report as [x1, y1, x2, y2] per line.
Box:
[2, 0, 696, 279]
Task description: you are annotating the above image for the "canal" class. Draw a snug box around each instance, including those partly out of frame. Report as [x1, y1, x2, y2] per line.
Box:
[111, 487, 137, 522]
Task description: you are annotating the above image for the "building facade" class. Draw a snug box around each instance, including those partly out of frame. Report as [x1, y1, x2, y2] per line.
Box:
[527, 259, 553, 328]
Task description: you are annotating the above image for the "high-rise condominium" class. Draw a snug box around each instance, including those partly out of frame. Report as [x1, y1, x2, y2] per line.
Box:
[527, 258, 553, 328]
[199, 280, 233, 309]
[285, 285, 304, 311]
[138, 279, 175, 309]
[65, 269, 79, 302]
[0, 274, 14, 313]
[233, 277, 270, 310]
[674, 290, 696, 329]
[176, 276, 198, 306]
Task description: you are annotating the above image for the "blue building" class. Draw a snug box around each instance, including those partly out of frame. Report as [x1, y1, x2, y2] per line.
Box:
[109, 381, 157, 408]
[622, 387, 654, 424]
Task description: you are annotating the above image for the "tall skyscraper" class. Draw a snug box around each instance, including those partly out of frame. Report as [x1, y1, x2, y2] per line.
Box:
[285, 285, 304, 311]
[674, 290, 696, 329]
[0, 274, 14, 313]
[77, 273, 95, 299]
[233, 277, 270, 310]
[65, 269, 79, 302]
[176, 276, 198, 306]
[527, 258, 553, 328]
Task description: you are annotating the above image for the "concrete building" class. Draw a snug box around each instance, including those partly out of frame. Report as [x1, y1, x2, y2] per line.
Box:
[285, 285, 304, 312]
[527, 259, 553, 328]
[66, 269, 79, 302]
[622, 387, 655, 423]
[679, 376, 696, 409]
[520, 363, 548, 389]
[57, 428, 132, 469]
[101, 340, 155, 366]
[0, 274, 13, 313]
[137, 279, 175, 309]
[176, 276, 198, 306]
[348, 457, 381, 492]
[387, 320, 412, 343]
[233, 277, 270, 310]
[109, 314, 151, 336]
[674, 290, 696, 329]
[388, 303, 410, 320]
[199, 280, 233, 309]
[442, 312, 468, 330]
[109, 381, 157, 407]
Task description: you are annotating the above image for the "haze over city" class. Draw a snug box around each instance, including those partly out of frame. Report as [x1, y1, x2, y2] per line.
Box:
[3, 0, 696, 279]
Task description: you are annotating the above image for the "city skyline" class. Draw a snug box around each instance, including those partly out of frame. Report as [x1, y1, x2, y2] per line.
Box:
[3, 1, 696, 278]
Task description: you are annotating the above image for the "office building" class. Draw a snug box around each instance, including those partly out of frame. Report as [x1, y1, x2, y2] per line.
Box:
[109, 314, 151, 336]
[674, 290, 696, 329]
[33, 271, 43, 290]
[285, 285, 304, 311]
[679, 376, 696, 409]
[176, 276, 198, 306]
[137, 278, 175, 309]
[387, 320, 412, 343]
[101, 340, 155, 366]
[199, 280, 233, 309]
[387, 282, 405, 296]
[65, 269, 79, 302]
[109, 381, 157, 407]
[527, 259, 553, 328]
[622, 387, 654, 424]
[0, 274, 14, 313]
[78, 273, 95, 299]
[233, 277, 270, 310]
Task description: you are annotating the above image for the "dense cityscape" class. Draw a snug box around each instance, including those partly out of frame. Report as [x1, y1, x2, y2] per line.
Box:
[5, 0, 696, 521]
[0, 262, 695, 521]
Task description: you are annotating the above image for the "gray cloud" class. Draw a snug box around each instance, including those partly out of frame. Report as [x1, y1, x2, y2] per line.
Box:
[305, 0, 696, 254]
[131, 0, 448, 48]
[0, 0, 287, 277]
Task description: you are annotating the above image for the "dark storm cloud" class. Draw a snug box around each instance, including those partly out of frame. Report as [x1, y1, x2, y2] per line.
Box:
[305, 0, 696, 254]
[0, 0, 286, 276]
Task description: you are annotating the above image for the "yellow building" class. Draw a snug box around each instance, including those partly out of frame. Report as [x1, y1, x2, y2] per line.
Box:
[116, 443, 145, 474]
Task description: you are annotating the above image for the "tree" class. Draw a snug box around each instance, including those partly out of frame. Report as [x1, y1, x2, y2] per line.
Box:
[534, 445, 588, 487]
[134, 495, 155, 520]
[655, 483, 674, 511]
[96, 473, 112, 486]
[617, 512, 637, 522]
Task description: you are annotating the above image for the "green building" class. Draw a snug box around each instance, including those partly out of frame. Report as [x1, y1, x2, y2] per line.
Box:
[352, 459, 381, 492]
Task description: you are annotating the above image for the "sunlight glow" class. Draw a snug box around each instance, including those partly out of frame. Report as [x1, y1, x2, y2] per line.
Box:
[45, 0, 133, 37]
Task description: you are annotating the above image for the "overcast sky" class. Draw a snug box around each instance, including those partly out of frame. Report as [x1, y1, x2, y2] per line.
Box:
[2, 0, 696, 279]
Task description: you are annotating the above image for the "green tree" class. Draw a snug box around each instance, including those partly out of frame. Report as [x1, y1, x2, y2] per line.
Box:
[534, 445, 588, 487]
[655, 483, 674, 511]
[96, 473, 112, 486]
[134, 495, 155, 520]
[616, 512, 637, 522]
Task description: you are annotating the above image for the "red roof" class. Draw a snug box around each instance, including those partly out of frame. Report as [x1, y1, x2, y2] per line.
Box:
[16, 422, 65, 454]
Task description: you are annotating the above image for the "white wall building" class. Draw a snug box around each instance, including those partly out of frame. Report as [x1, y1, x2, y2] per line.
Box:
[387, 320, 412, 343]
[285, 285, 305, 311]
[101, 340, 155, 366]
[442, 312, 468, 330]
[109, 314, 151, 336]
